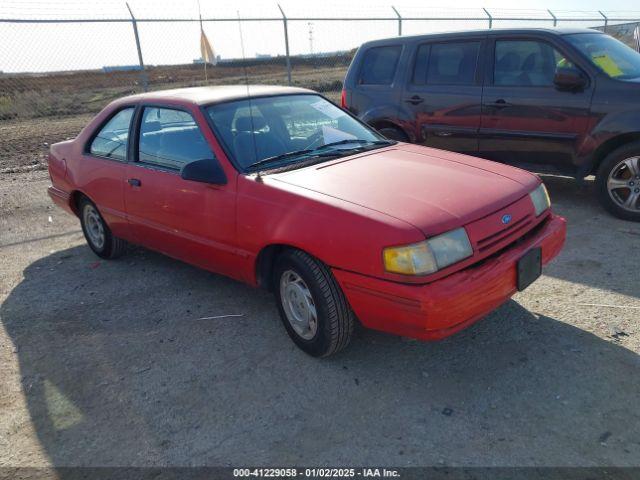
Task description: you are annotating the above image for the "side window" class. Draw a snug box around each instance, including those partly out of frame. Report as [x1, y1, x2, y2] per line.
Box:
[426, 42, 480, 86]
[138, 107, 214, 170]
[359, 45, 402, 85]
[494, 40, 574, 87]
[412, 44, 431, 84]
[89, 107, 134, 161]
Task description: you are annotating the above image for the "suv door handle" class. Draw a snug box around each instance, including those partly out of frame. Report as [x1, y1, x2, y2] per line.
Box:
[485, 99, 511, 109]
[405, 95, 424, 105]
[127, 178, 141, 187]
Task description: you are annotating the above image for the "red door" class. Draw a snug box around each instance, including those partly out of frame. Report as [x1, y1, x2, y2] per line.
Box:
[124, 105, 240, 279]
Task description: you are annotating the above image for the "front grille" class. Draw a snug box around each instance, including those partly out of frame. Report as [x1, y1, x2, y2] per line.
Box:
[476, 214, 534, 253]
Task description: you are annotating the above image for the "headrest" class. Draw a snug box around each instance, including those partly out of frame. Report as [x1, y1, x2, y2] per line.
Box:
[522, 53, 537, 72]
[235, 115, 266, 132]
[143, 120, 162, 133]
[497, 52, 519, 71]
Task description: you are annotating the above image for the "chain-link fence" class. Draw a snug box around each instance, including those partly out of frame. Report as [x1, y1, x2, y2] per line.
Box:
[1, 2, 639, 173]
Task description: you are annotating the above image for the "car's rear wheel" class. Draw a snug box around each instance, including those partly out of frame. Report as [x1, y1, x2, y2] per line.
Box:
[596, 142, 640, 221]
[273, 249, 354, 357]
[377, 126, 409, 143]
[79, 197, 127, 259]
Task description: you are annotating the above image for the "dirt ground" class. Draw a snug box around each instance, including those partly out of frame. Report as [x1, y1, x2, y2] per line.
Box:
[0, 169, 639, 469]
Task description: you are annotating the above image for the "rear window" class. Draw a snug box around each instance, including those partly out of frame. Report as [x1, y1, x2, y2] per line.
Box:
[89, 107, 134, 161]
[358, 45, 402, 85]
[419, 41, 480, 86]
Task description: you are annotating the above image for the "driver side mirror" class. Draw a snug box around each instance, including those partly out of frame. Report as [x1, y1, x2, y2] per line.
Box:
[554, 67, 587, 92]
[180, 158, 227, 185]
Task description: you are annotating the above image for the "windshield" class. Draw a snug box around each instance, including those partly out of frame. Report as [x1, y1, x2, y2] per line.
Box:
[206, 94, 385, 170]
[565, 33, 640, 80]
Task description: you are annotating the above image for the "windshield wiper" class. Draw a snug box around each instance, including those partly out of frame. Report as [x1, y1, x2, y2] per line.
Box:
[314, 139, 394, 151]
[246, 148, 330, 171]
[246, 139, 395, 172]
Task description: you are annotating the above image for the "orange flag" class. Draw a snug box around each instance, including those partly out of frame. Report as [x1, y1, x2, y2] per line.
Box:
[200, 29, 216, 65]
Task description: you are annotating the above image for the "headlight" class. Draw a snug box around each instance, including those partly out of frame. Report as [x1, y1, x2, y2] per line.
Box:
[529, 183, 551, 216]
[383, 227, 473, 275]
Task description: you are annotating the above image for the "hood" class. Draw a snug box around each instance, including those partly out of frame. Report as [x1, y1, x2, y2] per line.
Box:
[271, 145, 539, 236]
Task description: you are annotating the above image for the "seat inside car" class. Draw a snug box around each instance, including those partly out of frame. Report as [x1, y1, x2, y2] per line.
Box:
[233, 115, 287, 165]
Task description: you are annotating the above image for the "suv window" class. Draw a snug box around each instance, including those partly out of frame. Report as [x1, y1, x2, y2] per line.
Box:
[494, 40, 573, 87]
[138, 107, 213, 170]
[425, 42, 480, 86]
[359, 45, 402, 85]
[89, 107, 134, 161]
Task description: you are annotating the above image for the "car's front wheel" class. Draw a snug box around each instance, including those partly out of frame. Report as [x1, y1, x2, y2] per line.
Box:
[79, 197, 127, 259]
[273, 250, 355, 357]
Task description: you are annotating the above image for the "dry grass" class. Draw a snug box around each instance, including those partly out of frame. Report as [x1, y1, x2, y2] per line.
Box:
[0, 59, 348, 171]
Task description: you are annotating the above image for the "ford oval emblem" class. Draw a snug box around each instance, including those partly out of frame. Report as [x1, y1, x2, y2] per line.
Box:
[501, 214, 512, 225]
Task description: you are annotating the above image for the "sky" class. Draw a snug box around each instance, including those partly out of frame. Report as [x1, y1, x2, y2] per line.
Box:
[1, 0, 638, 73]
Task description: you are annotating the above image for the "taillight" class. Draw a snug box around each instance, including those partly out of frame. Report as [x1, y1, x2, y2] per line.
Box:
[340, 89, 347, 109]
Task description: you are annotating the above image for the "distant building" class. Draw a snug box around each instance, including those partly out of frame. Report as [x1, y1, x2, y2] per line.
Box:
[255, 53, 272, 59]
[102, 65, 143, 73]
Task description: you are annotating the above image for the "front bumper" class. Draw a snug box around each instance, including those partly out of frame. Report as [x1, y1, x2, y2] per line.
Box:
[332, 213, 566, 341]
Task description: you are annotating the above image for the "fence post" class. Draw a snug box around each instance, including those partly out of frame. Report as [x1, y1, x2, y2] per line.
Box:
[599, 10, 608, 32]
[391, 6, 402, 36]
[548, 9, 557, 27]
[125, 2, 148, 92]
[483, 8, 493, 29]
[277, 4, 292, 86]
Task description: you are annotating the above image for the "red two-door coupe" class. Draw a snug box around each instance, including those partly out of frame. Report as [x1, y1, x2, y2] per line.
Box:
[47, 86, 566, 357]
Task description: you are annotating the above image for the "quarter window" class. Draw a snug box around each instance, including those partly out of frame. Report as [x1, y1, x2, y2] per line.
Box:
[359, 45, 402, 85]
[138, 107, 213, 170]
[89, 107, 134, 161]
[425, 42, 480, 86]
[494, 40, 573, 87]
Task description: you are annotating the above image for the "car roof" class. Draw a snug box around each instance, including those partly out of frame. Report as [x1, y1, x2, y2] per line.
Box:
[119, 85, 316, 106]
[360, 27, 600, 47]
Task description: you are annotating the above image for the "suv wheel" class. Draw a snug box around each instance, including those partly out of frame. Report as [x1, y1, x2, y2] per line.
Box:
[79, 197, 127, 259]
[273, 250, 355, 357]
[596, 141, 640, 221]
[378, 126, 409, 142]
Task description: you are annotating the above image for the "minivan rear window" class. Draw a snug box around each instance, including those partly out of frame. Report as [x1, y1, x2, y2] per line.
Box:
[359, 45, 402, 85]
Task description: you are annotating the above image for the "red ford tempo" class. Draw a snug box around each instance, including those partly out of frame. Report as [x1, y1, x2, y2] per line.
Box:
[47, 86, 566, 357]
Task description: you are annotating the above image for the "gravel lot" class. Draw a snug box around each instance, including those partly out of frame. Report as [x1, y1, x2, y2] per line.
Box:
[1, 170, 639, 468]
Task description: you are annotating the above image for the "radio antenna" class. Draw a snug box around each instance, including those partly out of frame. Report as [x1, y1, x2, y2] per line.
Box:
[237, 10, 261, 180]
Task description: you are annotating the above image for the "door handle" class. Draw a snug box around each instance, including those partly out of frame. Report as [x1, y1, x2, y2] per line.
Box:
[485, 99, 511, 109]
[127, 178, 141, 187]
[405, 95, 424, 105]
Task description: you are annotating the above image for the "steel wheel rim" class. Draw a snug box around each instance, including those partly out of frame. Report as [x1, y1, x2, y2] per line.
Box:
[279, 270, 318, 340]
[607, 156, 640, 212]
[83, 204, 105, 249]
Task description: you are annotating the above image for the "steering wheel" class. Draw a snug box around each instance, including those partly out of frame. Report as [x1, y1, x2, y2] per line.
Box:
[303, 131, 324, 150]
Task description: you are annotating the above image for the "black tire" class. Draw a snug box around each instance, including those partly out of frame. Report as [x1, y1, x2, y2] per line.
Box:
[78, 197, 127, 259]
[596, 141, 640, 222]
[378, 126, 409, 143]
[273, 249, 355, 357]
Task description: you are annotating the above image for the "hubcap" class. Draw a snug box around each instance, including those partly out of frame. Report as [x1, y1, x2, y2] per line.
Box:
[279, 270, 318, 340]
[607, 156, 640, 212]
[83, 204, 105, 249]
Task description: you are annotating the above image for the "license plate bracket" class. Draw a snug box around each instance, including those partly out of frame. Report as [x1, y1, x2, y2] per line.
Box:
[517, 247, 542, 291]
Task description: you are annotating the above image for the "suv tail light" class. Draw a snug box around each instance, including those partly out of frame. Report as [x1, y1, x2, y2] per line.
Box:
[340, 88, 347, 109]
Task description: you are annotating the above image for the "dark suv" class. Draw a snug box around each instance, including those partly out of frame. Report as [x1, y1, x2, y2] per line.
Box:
[342, 28, 640, 221]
